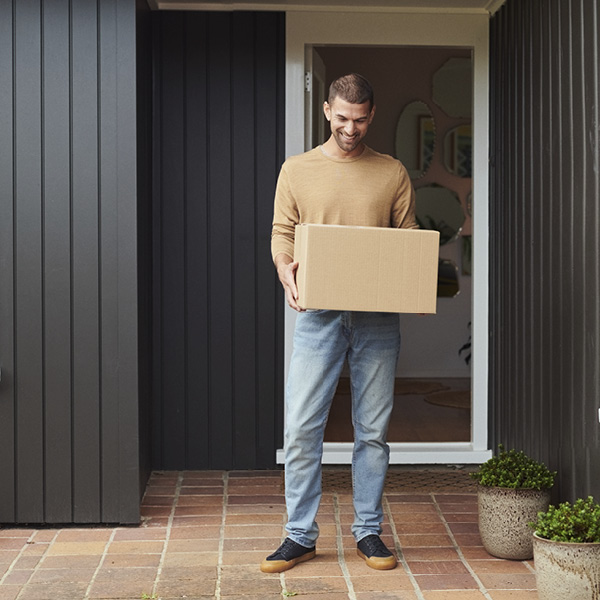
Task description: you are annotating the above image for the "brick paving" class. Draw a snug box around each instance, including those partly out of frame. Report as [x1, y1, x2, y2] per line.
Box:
[0, 469, 539, 599]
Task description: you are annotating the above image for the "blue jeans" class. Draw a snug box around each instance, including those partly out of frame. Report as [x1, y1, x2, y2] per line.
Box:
[284, 310, 401, 547]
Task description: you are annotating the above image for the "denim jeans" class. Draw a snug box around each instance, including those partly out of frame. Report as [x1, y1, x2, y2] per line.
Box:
[284, 310, 401, 547]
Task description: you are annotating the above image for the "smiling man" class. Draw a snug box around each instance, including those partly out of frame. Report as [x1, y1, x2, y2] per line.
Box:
[263, 73, 418, 574]
[323, 85, 374, 157]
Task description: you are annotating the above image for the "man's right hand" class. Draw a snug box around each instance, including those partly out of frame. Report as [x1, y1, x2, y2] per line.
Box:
[274, 253, 304, 312]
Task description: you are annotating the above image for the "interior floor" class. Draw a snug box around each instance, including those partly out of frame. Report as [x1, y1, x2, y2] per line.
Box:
[324, 377, 471, 443]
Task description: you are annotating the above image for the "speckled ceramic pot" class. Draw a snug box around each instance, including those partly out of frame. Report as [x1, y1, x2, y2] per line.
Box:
[477, 486, 551, 560]
[533, 533, 600, 599]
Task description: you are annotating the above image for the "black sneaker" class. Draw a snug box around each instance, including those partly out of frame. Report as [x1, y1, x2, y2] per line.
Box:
[260, 537, 316, 573]
[357, 534, 397, 570]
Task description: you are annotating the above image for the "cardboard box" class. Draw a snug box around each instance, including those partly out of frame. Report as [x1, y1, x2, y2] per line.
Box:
[294, 224, 440, 313]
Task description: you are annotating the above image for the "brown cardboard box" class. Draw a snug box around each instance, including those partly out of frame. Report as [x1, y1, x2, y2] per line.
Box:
[294, 224, 440, 313]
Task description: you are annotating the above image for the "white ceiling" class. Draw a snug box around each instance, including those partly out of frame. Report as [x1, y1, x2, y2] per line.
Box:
[150, 0, 506, 15]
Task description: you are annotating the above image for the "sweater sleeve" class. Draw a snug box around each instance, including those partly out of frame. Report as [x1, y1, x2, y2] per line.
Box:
[392, 162, 419, 230]
[271, 163, 299, 261]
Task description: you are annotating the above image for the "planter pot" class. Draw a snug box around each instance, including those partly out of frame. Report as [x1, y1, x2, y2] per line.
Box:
[533, 533, 600, 600]
[477, 486, 551, 560]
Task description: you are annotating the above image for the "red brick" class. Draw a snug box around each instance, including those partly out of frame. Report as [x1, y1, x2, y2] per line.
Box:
[468, 560, 531, 575]
[406, 560, 469, 575]
[401, 547, 460, 561]
[414, 574, 479, 590]
[476, 573, 537, 590]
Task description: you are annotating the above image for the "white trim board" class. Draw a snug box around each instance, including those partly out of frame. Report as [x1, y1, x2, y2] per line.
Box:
[280, 10, 490, 464]
[153, 0, 506, 15]
[277, 444, 492, 465]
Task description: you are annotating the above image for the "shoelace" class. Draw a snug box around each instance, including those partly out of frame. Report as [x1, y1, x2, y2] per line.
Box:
[362, 535, 389, 556]
[278, 538, 301, 559]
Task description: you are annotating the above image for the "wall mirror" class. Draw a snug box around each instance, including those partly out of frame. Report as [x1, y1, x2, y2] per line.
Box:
[415, 185, 465, 245]
[395, 100, 435, 179]
[433, 57, 472, 118]
[444, 124, 472, 177]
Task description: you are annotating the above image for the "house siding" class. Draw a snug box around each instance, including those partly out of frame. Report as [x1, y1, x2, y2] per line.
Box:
[490, 0, 600, 501]
[151, 11, 285, 470]
[0, 0, 142, 524]
[137, 0, 154, 499]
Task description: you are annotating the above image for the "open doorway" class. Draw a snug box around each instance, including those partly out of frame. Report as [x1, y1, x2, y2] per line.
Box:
[282, 9, 491, 464]
[307, 46, 473, 444]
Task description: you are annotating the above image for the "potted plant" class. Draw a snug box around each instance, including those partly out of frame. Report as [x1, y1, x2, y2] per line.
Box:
[530, 496, 600, 600]
[470, 445, 556, 560]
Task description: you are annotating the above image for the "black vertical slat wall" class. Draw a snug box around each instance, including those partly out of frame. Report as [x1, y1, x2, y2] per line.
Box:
[0, 0, 142, 524]
[152, 12, 285, 470]
[136, 0, 154, 496]
[489, 0, 600, 501]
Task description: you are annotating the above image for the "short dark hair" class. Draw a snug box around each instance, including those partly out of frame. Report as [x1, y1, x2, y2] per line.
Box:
[328, 73, 374, 109]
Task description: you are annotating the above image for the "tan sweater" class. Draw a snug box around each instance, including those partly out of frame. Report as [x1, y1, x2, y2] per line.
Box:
[271, 145, 418, 260]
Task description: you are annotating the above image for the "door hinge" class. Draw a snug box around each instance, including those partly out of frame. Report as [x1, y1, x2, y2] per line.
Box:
[304, 71, 312, 93]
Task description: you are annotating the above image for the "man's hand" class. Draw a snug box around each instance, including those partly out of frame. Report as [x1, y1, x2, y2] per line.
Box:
[274, 253, 304, 312]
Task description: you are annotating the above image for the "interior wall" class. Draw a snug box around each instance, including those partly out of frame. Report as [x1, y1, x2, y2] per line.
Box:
[315, 46, 472, 378]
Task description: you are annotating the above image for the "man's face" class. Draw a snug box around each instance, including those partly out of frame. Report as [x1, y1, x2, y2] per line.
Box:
[324, 97, 375, 157]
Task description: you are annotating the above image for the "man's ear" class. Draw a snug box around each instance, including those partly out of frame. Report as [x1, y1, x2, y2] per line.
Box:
[368, 104, 376, 124]
[323, 101, 331, 122]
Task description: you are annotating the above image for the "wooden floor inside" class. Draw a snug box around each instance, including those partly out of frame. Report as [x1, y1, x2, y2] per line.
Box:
[324, 377, 471, 443]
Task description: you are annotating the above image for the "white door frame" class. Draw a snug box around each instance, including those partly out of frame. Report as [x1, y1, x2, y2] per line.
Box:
[278, 10, 492, 464]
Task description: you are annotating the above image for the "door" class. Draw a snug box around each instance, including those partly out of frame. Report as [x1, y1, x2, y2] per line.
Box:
[305, 46, 327, 150]
[312, 44, 474, 448]
[280, 10, 492, 464]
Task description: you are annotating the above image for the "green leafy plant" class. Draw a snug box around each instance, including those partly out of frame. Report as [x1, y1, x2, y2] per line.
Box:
[470, 444, 556, 490]
[530, 496, 600, 543]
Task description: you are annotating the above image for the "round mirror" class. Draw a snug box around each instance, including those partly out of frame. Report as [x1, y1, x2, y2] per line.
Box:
[433, 57, 472, 118]
[444, 124, 472, 177]
[415, 185, 465, 245]
[394, 100, 435, 179]
[438, 259, 460, 297]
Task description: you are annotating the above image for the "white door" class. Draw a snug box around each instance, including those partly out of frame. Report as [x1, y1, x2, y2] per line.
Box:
[279, 10, 492, 465]
[304, 46, 327, 150]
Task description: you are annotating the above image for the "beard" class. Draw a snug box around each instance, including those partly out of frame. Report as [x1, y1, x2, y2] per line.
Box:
[333, 130, 362, 153]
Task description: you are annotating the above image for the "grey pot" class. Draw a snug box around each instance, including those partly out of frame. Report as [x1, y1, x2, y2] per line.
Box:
[533, 533, 600, 600]
[477, 485, 551, 560]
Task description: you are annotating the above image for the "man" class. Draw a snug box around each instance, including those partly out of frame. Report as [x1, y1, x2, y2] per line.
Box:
[261, 73, 418, 574]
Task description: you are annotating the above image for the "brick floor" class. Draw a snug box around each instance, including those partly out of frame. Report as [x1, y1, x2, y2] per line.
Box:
[0, 469, 539, 599]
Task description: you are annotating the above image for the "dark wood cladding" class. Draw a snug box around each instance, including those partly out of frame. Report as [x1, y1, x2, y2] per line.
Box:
[0, 0, 142, 524]
[151, 11, 285, 470]
[137, 0, 154, 502]
[490, 0, 600, 501]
